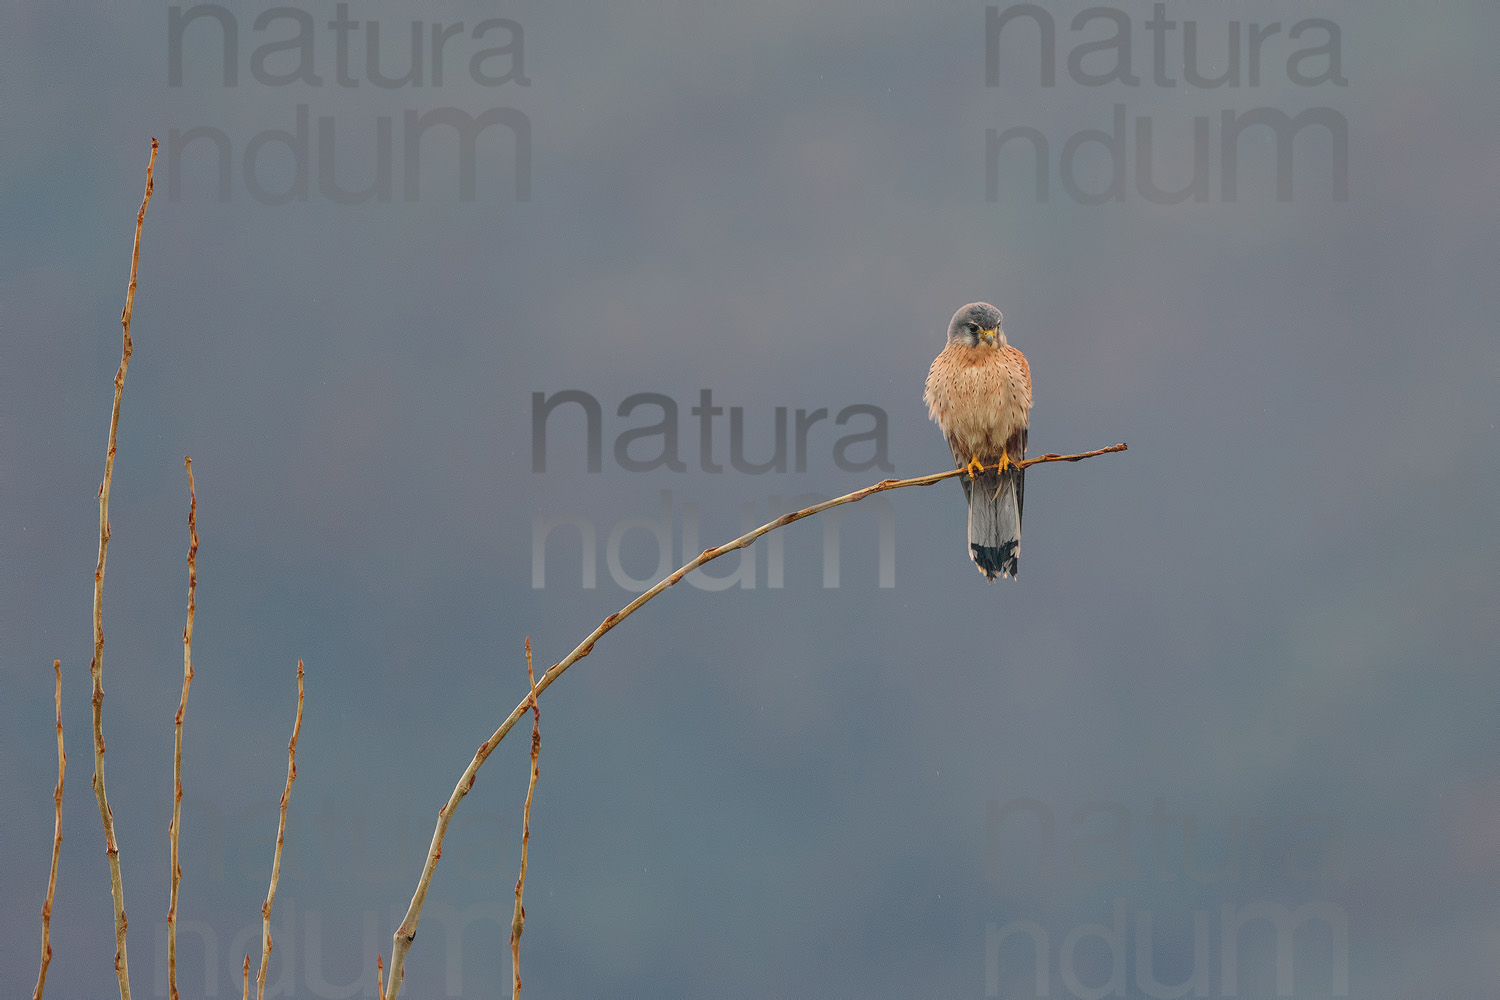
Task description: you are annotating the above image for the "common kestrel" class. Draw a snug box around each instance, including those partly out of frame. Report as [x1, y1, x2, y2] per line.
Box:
[923, 302, 1033, 580]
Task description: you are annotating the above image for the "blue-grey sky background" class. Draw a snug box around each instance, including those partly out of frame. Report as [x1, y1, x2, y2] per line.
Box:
[2, 1, 1496, 997]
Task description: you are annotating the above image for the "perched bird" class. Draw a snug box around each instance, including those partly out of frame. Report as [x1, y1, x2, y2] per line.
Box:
[923, 302, 1033, 580]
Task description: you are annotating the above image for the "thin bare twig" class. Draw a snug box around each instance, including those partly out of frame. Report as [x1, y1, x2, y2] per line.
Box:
[240, 955, 249, 1000]
[381, 441, 1126, 997]
[33, 660, 66, 1000]
[90, 135, 157, 1000]
[168, 458, 198, 1000]
[376, 954, 384, 1000]
[257, 660, 304, 1000]
[510, 640, 541, 1000]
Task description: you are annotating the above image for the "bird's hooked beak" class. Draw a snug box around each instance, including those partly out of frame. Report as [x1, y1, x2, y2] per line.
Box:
[979, 327, 1000, 346]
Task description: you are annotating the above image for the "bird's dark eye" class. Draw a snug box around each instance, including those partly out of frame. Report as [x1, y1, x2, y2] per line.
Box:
[966, 323, 978, 332]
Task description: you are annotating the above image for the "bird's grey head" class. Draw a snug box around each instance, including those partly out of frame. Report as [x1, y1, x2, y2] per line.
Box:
[947, 302, 1005, 348]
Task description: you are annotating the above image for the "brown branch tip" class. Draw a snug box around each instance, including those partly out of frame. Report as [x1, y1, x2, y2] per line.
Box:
[33, 660, 66, 1000]
[511, 639, 541, 999]
[89, 133, 157, 1000]
[257, 660, 304, 1000]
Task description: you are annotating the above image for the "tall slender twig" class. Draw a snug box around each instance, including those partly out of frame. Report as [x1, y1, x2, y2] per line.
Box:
[382, 442, 1127, 997]
[240, 955, 249, 1000]
[168, 457, 198, 1000]
[33, 660, 66, 1000]
[510, 640, 541, 1000]
[257, 660, 304, 1000]
[90, 135, 157, 1000]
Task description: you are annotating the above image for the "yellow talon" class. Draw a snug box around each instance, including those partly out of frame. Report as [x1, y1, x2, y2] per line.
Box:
[964, 455, 985, 479]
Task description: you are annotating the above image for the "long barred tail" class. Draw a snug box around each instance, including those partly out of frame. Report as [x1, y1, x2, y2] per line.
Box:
[966, 466, 1023, 580]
